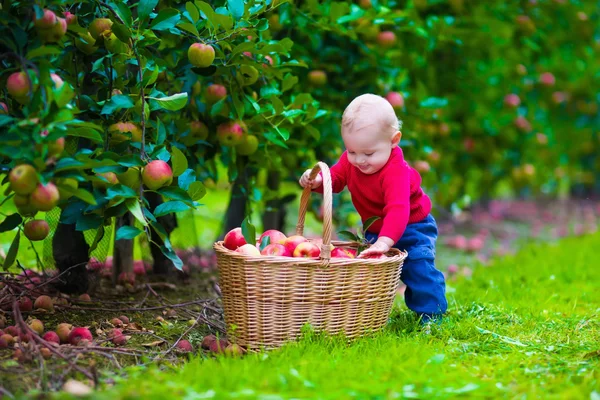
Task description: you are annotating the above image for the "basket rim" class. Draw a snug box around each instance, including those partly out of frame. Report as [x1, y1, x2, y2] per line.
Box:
[213, 241, 407, 266]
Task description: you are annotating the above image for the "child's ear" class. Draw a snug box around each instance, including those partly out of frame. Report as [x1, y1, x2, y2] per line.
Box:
[392, 131, 402, 146]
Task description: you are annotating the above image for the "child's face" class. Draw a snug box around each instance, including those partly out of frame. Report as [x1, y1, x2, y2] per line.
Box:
[342, 126, 400, 175]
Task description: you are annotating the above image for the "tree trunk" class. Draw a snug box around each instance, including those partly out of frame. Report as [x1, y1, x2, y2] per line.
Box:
[218, 169, 249, 241]
[52, 222, 90, 295]
[146, 191, 178, 275]
[112, 213, 134, 285]
[262, 171, 286, 232]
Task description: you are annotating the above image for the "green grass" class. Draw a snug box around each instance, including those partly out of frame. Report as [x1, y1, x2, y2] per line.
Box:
[50, 233, 600, 399]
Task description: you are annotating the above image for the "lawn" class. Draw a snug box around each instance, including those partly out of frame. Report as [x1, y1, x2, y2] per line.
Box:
[50, 232, 600, 399]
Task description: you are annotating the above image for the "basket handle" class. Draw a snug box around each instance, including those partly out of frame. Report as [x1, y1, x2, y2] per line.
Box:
[296, 162, 333, 260]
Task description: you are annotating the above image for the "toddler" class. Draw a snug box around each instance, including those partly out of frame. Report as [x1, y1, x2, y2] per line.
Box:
[299, 94, 447, 323]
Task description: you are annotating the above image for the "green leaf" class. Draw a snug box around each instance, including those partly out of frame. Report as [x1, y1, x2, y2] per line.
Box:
[160, 244, 183, 270]
[154, 201, 190, 217]
[188, 181, 206, 201]
[241, 217, 256, 246]
[231, 42, 255, 58]
[148, 93, 188, 111]
[259, 235, 270, 251]
[112, 23, 132, 43]
[275, 126, 290, 141]
[126, 198, 148, 226]
[3, 232, 20, 270]
[419, 97, 448, 108]
[54, 83, 75, 108]
[232, 91, 245, 119]
[150, 8, 181, 31]
[363, 216, 381, 232]
[170, 147, 188, 177]
[58, 186, 98, 205]
[88, 225, 105, 255]
[26, 46, 62, 60]
[271, 97, 284, 115]
[139, 0, 159, 22]
[112, 2, 133, 27]
[115, 225, 143, 241]
[177, 22, 200, 37]
[67, 128, 103, 143]
[106, 184, 137, 200]
[227, 0, 245, 20]
[177, 169, 196, 190]
[0, 214, 22, 233]
[282, 74, 299, 92]
[337, 230, 360, 242]
[195, 1, 217, 28]
[158, 186, 193, 203]
[186, 2, 200, 22]
[101, 95, 135, 115]
[76, 214, 103, 231]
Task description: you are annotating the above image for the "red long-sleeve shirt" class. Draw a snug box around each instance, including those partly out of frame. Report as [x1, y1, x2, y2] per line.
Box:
[317, 146, 431, 243]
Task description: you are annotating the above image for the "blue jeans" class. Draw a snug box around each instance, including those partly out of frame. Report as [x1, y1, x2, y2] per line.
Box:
[366, 214, 447, 320]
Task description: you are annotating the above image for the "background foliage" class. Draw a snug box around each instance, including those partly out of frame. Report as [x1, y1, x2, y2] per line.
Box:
[1, 0, 599, 266]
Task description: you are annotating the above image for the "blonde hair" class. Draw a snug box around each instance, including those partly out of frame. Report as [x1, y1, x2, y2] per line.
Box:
[341, 94, 403, 138]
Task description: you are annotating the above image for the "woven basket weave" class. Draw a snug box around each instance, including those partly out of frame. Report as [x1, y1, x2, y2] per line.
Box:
[214, 162, 406, 349]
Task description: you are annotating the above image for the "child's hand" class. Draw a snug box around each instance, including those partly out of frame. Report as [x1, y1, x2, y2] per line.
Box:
[299, 169, 323, 189]
[358, 237, 393, 258]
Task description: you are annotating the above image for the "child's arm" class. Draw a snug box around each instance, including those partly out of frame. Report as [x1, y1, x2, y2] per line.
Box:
[358, 162, 411, 258]
[299, 152, 349, 193]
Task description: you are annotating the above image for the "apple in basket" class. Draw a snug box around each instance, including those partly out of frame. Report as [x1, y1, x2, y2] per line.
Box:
[224, 227, 247, 250]
[283, 235, 308, 255]
[260, 243, 291, 257]
[293, 242, 321, 258]
[259, 229, 287, 245]
[235, 244, 261, 256]
[331, 247, 355, 258]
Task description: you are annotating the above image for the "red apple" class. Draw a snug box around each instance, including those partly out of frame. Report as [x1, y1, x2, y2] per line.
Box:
[259, 229, 287, 246]
[110, 328, 127, 346]
[88, 18, 113, 40]
[55, 323, 72, 343]
[504, 94, 521, 108]
[308, 70, 327, 86]
[176, 339, 194, 352]
[63, 11, 77, 26]
[29, 319, 44, 335]
[223, 227, 247, 250]
[284, 235, 308, 255]
[68, 327, 93, 345]
[385, 91, 404, 110]
[205, 84, 227, 103]
[217, 121, 245, 146]
[293, 242, 321, 258]
[19, 297, 33, 312]
[260, 243, 291, 257]
[7, 71, 36, 104]
[188, 43, 215, 68]
[43, 331, 60, 344]
[108, 122, 142, 143]
[34, 295, 54, 311]
[23, 218, 48, 240]
[9, 164, 38, 195]
[377, 31, 397, 47]
[142, 160, 173, 190]
[539, 72, 555, 87]
[235, 244, 261, 256]
[0, 102, 8, 114]
[514, 116, 532, 133]
[30, 182, 60, 211]
[33, 9, 57, 29]
[92, 172, 119, 190]
[331, 247, 355, 258]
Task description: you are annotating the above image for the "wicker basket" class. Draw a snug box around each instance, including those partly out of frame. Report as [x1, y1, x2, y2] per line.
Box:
[214, 162, 407, 349]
